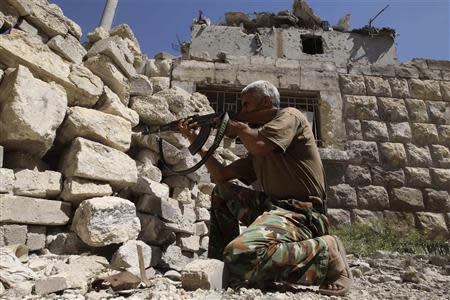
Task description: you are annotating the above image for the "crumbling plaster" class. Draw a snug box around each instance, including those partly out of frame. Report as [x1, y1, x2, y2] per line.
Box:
[190, 25, 398, 66]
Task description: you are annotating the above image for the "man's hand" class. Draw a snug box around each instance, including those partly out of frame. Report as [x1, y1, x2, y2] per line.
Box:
[177, 118, 199, 143]
[225, 119, 246, 139]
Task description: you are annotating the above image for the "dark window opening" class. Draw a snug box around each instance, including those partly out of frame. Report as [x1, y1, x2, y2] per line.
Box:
[196, 86, 322, 146]
[301, 35, 324, 55]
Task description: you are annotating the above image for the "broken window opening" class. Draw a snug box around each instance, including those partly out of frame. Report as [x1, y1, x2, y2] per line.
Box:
[301, 35, 324, 55]
[196, 86, 322, 146]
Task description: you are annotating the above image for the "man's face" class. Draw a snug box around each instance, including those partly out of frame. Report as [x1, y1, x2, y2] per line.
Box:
[240, 93, 267, 113]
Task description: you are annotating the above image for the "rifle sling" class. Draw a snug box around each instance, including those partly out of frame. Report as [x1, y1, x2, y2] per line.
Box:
[188, 124, 212, 155]
[158, 112, 230, 176]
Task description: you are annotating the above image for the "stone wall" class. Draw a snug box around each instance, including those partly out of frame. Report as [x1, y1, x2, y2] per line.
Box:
[172, 46, 450, 239]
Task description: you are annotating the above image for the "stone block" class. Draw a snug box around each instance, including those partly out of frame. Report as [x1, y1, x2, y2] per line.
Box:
[394, 66, 420, 79]
[60, 137, 137, 188]
[327, 184, 357, 208]
[111, 240, 161, 276]
[345, 165, 371, 186]
[424, 189, 450, 212]
[344, 95, 379, 120]
[405, 143, 432, 167]
[416, 212, 449, 239]
[390, 187, 424, 211]
[149, 77, 170, 93]
[196, 207, 210, 222]
[59, 106, 132, 152]
[0, 194, 71, 225]
[155, 59, 172, 77]
[346, 141, 379, 164]
[72, 196, 140, 247]
[84, 54, 130, 104]
[46, 231, 89, 255]
[430, 145, 450, 168]
[427, 101, 450, 125]
[138, 213, 176, 246]
[323, 163, 345, 186]
[87, 36, 136, 78]
[214, 62, 238, 85]
[34, 276, 69, 295]
[404, 167, 431, 188]
[387, 122, 412, 143]
[0, 65, 67, 157]
[0, 168, 14, 193]
[87, 27, 109, 43]
[0, 151, 48, 171]
[67, 64, 104, 107]
[182, 203, 197, 224]
[441, 81, 450, 101]
[361, 120, 389, 141]
[194, 222, 209, 236]
[178, 235, 200, 252]
[172, 60, 214, 84]
[411, 123, 439, 146]
[346, 119, 362, 139]
[47, 34, 86, 64]
[60, 177, 113, 205]
[339, 74, 366, 95]
[132, 177, 169, 199]
[110, 24, 141, 52]
[443, 71, 450, 81]
[365, 76, 392, 97]
[351, 209, 383, 229]
[132, 133, 183, 165]
[130, 95, 175, 125]
[130, 74, 153, 96]
[136, 162, 162, 183]
[13, 169, 62, 199]
[409, 79, 442, 100]
[371, 166, 405, 187]
[383, 211, 415, 233]
[158, 244, 191, 271]
[196, 192, 212, 209]
[326, 209, 351, 227]
[173, 187, 192, 204]
[181, 259, 228, 290]
[96, 86, 139, 127]
[137, 195, 181, 223]
[438, 125, 450, 146]
[136, 148, 159, 166]
[430, 168, 450, 190]
[300, 70, 339, 92]
[200, 236, 209, 251]
[405, 99, 428, 122]
[0, 224, 27, 245]
[379, 143, 407, 167]
[419, 69, 442, 80]
[427, 60, 450, 71]
[378, 98, 409, 122]
[26, 226, 46, 251]
[388, 78, 410, 98]
[357, 186, 389, 210]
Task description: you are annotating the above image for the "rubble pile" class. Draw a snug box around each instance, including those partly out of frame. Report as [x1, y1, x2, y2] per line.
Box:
[0, 0, 239, 298]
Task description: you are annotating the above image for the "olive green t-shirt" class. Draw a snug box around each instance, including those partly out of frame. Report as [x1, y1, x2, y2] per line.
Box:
[236, 107, 326, 201]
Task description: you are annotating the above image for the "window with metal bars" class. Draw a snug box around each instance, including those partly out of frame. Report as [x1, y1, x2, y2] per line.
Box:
[196, 86, 322, 146]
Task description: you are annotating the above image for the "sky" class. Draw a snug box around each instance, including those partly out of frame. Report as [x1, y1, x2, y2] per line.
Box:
[50, 0, 450, 62]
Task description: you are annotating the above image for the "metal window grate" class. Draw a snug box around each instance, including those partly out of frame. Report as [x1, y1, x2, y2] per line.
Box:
[196, 86, 321, 145]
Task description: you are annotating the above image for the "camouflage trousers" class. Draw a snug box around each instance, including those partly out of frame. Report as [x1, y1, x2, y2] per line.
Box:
[208, 182, 330, 287]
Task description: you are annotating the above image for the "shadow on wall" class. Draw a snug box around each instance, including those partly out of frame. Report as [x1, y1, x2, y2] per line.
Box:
[347, 33, 393, 64]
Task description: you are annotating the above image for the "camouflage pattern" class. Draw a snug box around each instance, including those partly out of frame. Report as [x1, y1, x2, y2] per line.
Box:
[208, 182, 330, 287]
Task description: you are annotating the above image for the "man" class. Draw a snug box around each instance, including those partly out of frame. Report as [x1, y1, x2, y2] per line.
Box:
[178, 80, 352, 296]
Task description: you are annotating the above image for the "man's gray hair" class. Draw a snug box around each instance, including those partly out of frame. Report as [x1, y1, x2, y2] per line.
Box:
[241, 80, 280, 109]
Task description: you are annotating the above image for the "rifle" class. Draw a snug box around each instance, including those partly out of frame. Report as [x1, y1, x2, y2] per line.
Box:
[144, 108, 278, 175]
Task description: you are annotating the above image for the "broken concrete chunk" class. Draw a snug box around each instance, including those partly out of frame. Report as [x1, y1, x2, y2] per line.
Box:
[60, 177, 113, 205]
[132, 177, 169, 198]
[47, 34, 87, 64]
[136, 148, 159, 166]
[194, 222, 209, 236]
[110, 24, 141, 53]
[13, 169, 62, 199]
[88, 27, 109, 44]
[137, 195, 181, 223]
[179, 235, 200, 252]
[136, 162, 162, 182]
[34, 276, 69, 295]
[58, 106, 132, 152]
[96, 86, 139, 127]
[0, 168, 14, 193]
[155, 87, 192, 114]
[71, 196, 141, 247]
[67, 64, 104, 107]
[0, 194, 71, 225]
[84, 54, 130, 104]
[181, 259, 228, 290]
[158, 245, 191, 271]
[0, 65, 67, 157]
[60, 137, 137, 188]
[111, 240, 161, 276]
[150, 77, 170, 93]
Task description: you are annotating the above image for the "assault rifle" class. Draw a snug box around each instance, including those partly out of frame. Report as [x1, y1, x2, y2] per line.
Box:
[144, 108, 278, 175]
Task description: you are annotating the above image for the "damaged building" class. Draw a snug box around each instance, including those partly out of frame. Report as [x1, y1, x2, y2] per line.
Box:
[0, 0, 449, 298]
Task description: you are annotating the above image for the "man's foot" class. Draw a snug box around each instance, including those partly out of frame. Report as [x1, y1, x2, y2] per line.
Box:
[318, 235, 353, 296]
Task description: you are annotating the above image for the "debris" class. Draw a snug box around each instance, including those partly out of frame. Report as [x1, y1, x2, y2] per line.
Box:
[91, 271, 141, 291]
[292, 0, 322, 28]
[334, 14, 351, 32]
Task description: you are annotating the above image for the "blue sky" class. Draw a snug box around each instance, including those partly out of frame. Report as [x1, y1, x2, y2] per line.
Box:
[51, 0, 449, 62]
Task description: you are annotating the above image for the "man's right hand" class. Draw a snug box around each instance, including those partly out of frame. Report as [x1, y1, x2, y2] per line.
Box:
[177, 118, 199, 143]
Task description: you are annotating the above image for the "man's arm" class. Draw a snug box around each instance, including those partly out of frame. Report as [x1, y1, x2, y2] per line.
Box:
[228, 120, 277, 156]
